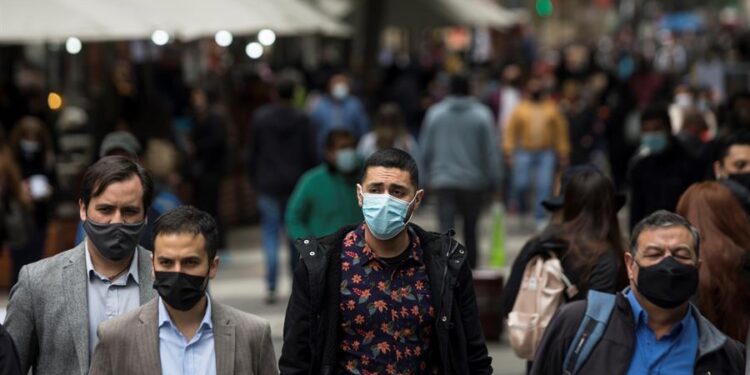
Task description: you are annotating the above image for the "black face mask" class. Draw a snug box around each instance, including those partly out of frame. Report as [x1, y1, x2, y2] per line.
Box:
[729, 172, 750, 191]
[635, 256, 698, 309]
[153, 270, 209, 311]
[84, 219, 145, 261]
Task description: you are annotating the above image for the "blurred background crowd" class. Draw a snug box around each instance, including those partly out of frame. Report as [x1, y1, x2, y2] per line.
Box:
[1, 0, 750, 315]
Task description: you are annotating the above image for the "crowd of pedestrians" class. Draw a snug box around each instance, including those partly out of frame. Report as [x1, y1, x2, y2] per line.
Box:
[4, 19, 750, 375]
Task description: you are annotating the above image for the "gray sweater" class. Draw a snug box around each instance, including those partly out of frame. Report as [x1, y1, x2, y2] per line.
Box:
[420, 96, 502, 190]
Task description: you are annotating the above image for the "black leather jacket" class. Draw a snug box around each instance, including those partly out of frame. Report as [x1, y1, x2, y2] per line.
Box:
[279, 223, 492, 375]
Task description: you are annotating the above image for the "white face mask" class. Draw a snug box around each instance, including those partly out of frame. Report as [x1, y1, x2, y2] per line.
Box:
[332, 83, 350, 100]
[675, 93, 693, 108]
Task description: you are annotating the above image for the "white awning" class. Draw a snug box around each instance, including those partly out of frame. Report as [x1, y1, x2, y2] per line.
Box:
[317, 0, 527, 29]
[0, 0, 153, 42]
[0, 0, 350, 43]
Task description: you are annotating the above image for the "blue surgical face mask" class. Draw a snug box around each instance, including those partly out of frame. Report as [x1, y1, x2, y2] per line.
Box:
[332, 83, 349, 100]
[358, 185, 422, 240]
[336, 148, 358, 173]
[641, 131, 669, 154]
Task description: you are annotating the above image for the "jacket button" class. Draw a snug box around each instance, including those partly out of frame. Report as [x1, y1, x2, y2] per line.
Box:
[303, 239, 310, 244]
[441, 316, 447, 322]
[309, 251, 316, 256]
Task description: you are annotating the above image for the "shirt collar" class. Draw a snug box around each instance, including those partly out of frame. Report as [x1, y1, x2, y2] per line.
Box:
[626, 288, 693, 337]
[158, 295, 213, 331]
[84, 241, 140, 285]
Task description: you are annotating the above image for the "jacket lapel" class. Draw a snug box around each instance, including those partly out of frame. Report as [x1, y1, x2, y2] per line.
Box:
[61, 243, 90, 374]
[137, 300, 162, 373]
[212, 301, 236, 375]
[136, 247, 157, 303]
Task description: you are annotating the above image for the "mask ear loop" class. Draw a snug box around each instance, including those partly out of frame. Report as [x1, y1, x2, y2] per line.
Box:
[403, 189, 424, 224]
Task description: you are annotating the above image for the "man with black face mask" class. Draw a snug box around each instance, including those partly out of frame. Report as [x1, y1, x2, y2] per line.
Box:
[715, 130, 750, 219]
[4, 156, 158, 375]
[89, 206, 277, 375]
[530, 210, 745, 374]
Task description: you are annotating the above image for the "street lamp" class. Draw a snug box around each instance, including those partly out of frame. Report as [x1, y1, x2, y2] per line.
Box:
[258, 29, 276, 46]
[245, 42, 263, 59]
[215, 30, 233, 47]
[65, 37, 82, 55]
[152, 30, 170, 46]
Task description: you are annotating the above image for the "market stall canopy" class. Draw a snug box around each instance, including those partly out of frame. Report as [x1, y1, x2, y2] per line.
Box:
[0, 0, 350, 43]
[126, 0, 350, 39]
[318, 0, 527, 29]
[0, 0, 153, 42]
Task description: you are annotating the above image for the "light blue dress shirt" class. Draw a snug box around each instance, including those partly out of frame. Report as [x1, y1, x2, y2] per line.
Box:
[158, 296, 216, 375]
[625, 290, 699, 375]
[85, 244, 141, 356]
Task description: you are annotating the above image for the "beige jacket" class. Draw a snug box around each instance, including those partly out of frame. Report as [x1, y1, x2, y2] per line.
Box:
[89, 298, 278, 375]
[503, 99, 570, 157]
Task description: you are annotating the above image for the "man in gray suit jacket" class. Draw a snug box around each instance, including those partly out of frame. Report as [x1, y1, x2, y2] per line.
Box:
[90, 206, 278, 375]
[4, 156, 158, 375]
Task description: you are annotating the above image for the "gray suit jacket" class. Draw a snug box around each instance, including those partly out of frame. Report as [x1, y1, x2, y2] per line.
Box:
[89, 298, 279, 375]
[3, 242, 156, 375]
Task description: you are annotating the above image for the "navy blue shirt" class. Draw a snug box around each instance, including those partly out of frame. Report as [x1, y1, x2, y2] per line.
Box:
[625, 290, 698, 374]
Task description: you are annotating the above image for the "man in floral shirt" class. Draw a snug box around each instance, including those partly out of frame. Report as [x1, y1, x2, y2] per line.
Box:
[280, 148, 492, 374]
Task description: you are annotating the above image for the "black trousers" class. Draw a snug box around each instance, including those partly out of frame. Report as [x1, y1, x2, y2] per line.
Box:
[435, 188, 484, 269]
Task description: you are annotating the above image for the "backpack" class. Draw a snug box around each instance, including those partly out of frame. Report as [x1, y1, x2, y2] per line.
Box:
[507, 251, 578, 360]
[561, 290, 617, 374]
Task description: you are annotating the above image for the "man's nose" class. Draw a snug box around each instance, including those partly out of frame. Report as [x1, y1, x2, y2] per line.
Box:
[110, 211, 124, 223]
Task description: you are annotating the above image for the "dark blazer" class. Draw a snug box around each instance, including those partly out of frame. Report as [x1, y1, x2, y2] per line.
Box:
[279, 224, 492, 375]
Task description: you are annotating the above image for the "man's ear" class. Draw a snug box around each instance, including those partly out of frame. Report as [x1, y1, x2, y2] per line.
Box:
[714, 160, 725, 179]
[413, 189, 425, 210]
[79, 199, 87, 221]
[624, 251, 636, 281]
[356, 184, 364, 207]
[209, 256, 220, 279]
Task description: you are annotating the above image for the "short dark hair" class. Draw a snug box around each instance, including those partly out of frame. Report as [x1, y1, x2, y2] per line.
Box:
[640, 105, 671, 131]
[716, 130, 750, 162]
[324, 129, 355, 151]
[363, 148, 419, 188]
[450, 74, 470, 96]
[630, 210, 701, 258]
[81, 155, 154, 211]
[276, 78, 295, 101]
[153, 206, 219, 260]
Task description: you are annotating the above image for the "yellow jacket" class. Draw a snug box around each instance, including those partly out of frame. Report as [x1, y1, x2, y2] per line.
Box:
[503, 99, 570, 157]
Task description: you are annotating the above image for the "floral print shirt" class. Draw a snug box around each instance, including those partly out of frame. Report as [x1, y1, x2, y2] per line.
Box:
[338, 224, 436, 375]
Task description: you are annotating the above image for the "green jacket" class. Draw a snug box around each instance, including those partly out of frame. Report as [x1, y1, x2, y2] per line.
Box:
[285, 164, 363, 240]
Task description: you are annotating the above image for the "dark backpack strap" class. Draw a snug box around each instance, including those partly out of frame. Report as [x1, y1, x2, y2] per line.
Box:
[562, 290, 617, 374]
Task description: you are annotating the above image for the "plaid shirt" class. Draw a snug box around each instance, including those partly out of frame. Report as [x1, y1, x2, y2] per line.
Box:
[338, 224, 437, 375]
